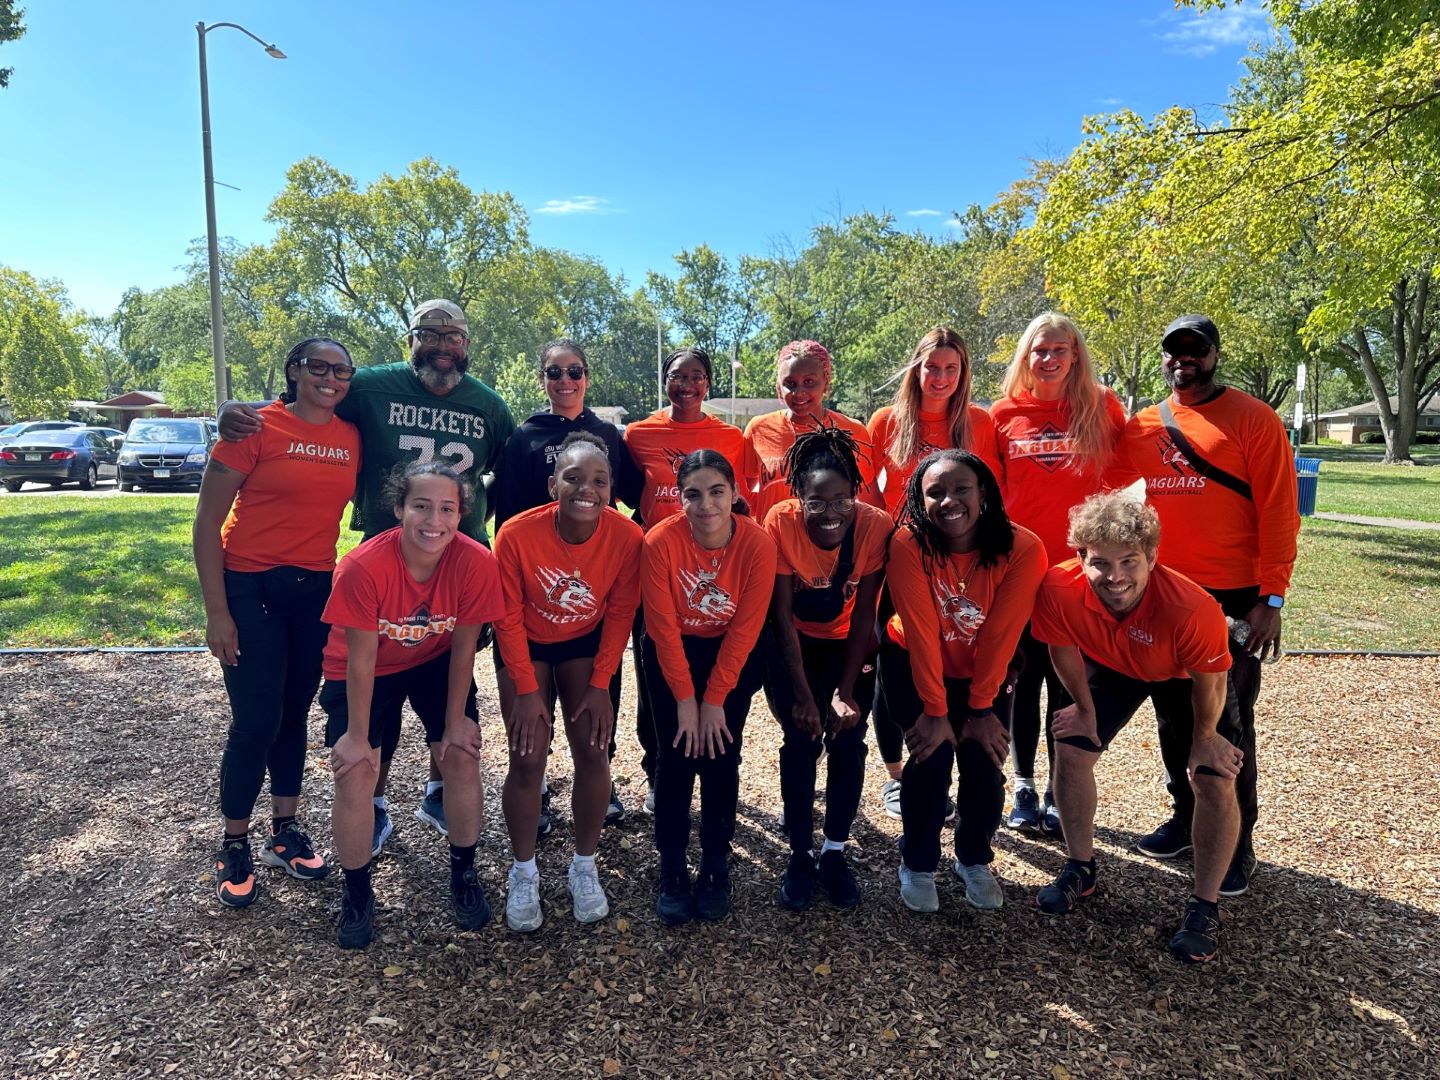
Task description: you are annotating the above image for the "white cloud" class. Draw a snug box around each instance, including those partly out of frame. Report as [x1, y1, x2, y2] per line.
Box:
[906, 208, 944, 218]
[943, 218, 965, 230]
[1157, 6, 1270, 56]
[1099, 97, 1124, 107]
[533, 195, 612, 215]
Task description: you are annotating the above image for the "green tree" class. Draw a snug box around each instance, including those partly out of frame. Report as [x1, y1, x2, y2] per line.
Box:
[646, 245, 759, 366]
[0, 267, 99, 418]
[0, 0, 25, 90]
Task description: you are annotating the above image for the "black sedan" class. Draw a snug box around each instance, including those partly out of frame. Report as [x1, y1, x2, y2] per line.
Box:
[0, 429, 120, 491]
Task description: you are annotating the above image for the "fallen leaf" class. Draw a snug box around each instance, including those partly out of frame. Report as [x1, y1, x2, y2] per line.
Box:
[616, 917, 631, 933]
[602, 1058, 621, 1076]
[985, 1048, 999, 1059]
[593, 977, 608, 998]
[628, 992, 644, 1004]
[382, 965, 404, 977]
[496, 1065, 511, 1078]
[881, 1028, 898, 1041]
[1053, 1066, 1072, 1080]
[364, 1016, 397, 1027]
[814, 963, 832, 976]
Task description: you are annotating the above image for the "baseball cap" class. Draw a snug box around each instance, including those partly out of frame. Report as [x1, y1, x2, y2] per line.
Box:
[409, 299, 469, 334]
[1161, 314, 1219, 352]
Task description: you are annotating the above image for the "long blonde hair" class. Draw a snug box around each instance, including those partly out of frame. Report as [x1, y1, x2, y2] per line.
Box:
[886, 327, 974, 468]
[1000, 312, 1113, 471]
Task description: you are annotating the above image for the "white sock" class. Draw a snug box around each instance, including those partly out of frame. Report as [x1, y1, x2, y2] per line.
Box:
[571, 852, 596, 871]
[373, 796, 388, 810]
[820, 837, 846, 854]
[425, 780, 443, 797]
[1013, 777, 1036, 792]
[513, 857, 538, 878]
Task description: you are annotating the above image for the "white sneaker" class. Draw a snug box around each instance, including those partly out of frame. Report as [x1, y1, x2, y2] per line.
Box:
[567, 860, 610, 923]
[953, 861, 1004, 911]
[505, 865, 543, 932]
[897, 862, 939, 912]
[882, 779, 902, 819]
[643, 782, 656, 815]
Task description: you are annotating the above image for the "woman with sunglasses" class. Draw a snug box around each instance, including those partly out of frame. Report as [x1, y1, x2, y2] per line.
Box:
[195, 338, 362, 909]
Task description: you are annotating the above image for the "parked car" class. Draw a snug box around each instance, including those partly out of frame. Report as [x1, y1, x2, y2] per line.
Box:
[81, 425, 126, 449]
[117, 417, 216, 491]
[0, 429, 120, 491]
[0, 420, 83, 447]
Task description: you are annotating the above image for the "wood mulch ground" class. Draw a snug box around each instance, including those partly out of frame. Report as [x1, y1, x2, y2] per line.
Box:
[1, 652, 1436, 1078]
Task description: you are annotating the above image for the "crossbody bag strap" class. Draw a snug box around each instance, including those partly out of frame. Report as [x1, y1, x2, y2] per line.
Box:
[1159, 397, 1253, 502]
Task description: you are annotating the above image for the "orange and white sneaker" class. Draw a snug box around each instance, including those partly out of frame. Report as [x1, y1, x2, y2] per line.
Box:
[215, 842, 258, 908]
[259, 823, 330, 882]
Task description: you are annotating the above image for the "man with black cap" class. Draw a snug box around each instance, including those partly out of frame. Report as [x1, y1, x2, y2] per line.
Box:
[1116, 314, 1299, 897]
[220, 299, 516, 851]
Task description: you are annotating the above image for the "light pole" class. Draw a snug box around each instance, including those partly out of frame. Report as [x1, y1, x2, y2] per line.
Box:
[197, 21, 285, 412]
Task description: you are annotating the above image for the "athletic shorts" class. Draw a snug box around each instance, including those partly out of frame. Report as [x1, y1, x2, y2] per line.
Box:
[492, 624, 604, 676]
[320, 648, 479, 760]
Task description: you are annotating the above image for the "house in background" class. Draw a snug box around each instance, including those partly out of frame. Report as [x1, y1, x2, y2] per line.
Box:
[703, 397, 778, 429]
[1312, 396, 1440, 444]
[90, 391, 176, 432]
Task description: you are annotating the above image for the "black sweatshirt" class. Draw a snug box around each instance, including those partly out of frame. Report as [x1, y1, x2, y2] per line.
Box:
[490, 408, 642, 530]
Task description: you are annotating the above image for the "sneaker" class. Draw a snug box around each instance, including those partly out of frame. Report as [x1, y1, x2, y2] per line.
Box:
[452, 866, 492, 930]
[1136, 817, 1192, 859]
[881, 778, 902, 819]
[371, 804, 394, 859]
[1007, 786, 1041, 831]
[944, 793, 958, 825]
[1036, 858, 1097, 915]
[1219, 847, 1257, 898]
[568, 860, 610, 923]
[643, 782, 656, 815]
[897, 862, 939, 913]
[536, 787, 555, 842]
[953, 861, 1004, 911]
[259, 823, 329, 881]
[604, 784, 625, 828]
[816, 849, 861, 909]
[694, 861, 731, 921]
[415, 785, 448, 838]
[656, 870, 693, 926]
[505, 865, 543, 932]
[1039, 793, 1063, 839]
[1169, 898, 1221, 964]
[214, 843, 257, 908]
[777, 850, 817, 912]
[337, 889, 375, 949]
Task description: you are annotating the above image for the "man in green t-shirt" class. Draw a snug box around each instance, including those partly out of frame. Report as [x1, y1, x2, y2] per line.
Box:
[218, 299, 516, 849]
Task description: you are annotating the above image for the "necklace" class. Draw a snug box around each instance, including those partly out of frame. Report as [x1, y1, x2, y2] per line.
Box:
[948, 548, 979, 593]
[689, 518, 735, 579]
[553, 510, 594, 578]
[804, 526, 844, 587]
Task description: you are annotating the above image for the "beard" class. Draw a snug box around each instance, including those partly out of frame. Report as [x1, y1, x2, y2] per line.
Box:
[412, 349, 468, 394]
[1163, 361, 1217, 392]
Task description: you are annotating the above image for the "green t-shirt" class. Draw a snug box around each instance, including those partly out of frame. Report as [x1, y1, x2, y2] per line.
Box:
[336, 362, 516, 541]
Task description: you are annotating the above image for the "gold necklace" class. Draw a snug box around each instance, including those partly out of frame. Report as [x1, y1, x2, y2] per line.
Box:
[689, 518, 735, 578]
[553, 509, 595, 578]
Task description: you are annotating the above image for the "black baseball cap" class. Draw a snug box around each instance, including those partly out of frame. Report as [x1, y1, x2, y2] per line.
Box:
[1162, 314, 1220, 352]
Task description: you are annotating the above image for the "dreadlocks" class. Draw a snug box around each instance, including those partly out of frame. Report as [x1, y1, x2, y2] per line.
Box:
[782, 423, 868, 498]
[900, 449, 1014, 570]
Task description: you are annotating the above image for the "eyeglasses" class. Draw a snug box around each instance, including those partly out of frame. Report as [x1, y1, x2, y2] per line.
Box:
[544, 365, 587, 381]
[801, 497, 855, 515]
[291, 358, 356, 381]
[413, 329, 467, 346]
[666, 371, 709, 385]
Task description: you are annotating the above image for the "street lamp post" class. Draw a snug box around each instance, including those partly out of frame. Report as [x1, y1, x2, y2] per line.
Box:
[197, 21, 285, 412]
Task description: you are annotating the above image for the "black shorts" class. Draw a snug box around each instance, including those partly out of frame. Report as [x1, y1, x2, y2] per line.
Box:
[492, 624, 604, 676]
[321, 649, 479, 760]
[1057, 659, 1243, 761]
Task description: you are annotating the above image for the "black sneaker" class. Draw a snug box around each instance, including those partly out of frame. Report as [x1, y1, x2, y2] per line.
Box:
[816, 849, 862, 909]
[1218, 847, 1257, 897]
[371, 804, 394, 859]
[337, 889, 375, 950]
[214, 842, 258, 909]
[1039, 792, 1064, 839]
[1007, 786, 1041, 831]
[452, 867, 492, 931]
[694, 861, 731, 922]
[1169, 898, 1221, 964]
[1036, 859, 1097, 915]
[656, 871, 693, 926]
[259, 822, 330, 881]
[777, 850, 817, 912]
[536, 787, 555, 842]
[604, 784, 625, 828]
[1135, 817, 1192, 859]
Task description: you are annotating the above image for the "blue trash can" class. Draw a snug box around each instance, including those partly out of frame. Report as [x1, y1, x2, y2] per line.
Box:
[1296, 456, 1321, 517]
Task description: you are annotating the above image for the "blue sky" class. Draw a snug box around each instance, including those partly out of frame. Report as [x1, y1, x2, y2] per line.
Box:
[0, 1, 1271, 316]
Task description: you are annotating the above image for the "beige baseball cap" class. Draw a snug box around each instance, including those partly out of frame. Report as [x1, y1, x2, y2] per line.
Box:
[409, 299, 469, 334]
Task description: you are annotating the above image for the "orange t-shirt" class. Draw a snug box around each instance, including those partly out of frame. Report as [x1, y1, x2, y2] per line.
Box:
[867, 404, 1001, 519]
[1119, 388, 1299, 595]
[886, 525, 1046, 716]
[741, 409, 877, 524]
[641, 511, 778, 706]
[989, 389, 1127, 566]
[211, 402, 361, 572]
[492, 505, 644, 696]
[764, 499, 891, 639]
[1031, 558, 1231, 681]
[622, 409, 746, 526]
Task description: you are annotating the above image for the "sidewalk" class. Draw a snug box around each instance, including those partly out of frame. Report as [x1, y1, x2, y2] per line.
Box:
[1312, 511, 1440, 532]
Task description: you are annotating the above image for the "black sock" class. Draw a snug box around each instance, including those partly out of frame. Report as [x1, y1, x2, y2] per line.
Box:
[272, 815, 296, 835]
[1070, 857, 1097, 877]
[222, 830, 248, 849]
[1191, 894, 1219, 913]
[344, 863, 373, 904]
[699, 850, 728, 877]
[449, 843, 476, 887]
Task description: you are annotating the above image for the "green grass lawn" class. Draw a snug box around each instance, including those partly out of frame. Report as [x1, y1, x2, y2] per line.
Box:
[2, 493, 1437, 651]
[1307, 459, 1440, 523]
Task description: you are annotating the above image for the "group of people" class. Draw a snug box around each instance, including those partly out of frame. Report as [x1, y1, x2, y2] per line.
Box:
[195, 299, 1299, 966]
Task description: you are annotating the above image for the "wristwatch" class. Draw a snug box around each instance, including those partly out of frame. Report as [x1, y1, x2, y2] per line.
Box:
[1264, 594, 1285, 609]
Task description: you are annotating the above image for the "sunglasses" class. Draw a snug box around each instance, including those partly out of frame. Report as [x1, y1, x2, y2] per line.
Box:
[1163, 340, 1212, 360]
[544, 365, 587, 381]
[291, 358, 356, 381]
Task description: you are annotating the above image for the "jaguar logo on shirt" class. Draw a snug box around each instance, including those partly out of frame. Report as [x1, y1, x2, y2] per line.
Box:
[1150, 434, 1207, 493]
[935, 584, 986, 643]
[535, 567, 599, 624]
[679, 569, 735, 622]
[1007, 423, 1073, 473]
[378, 604, 457, 646]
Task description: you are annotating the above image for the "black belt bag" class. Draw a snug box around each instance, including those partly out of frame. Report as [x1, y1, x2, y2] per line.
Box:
[790, 519, 857, 625]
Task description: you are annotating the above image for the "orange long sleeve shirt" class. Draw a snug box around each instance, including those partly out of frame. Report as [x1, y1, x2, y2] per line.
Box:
[641, 511, 778, 706]
[886, 525, 1046, 715]
[621, 409, 746, 525]
[868, 404, 1001, 519]
[1119, 387, 1299, 595]
[741, 408, 877, 524]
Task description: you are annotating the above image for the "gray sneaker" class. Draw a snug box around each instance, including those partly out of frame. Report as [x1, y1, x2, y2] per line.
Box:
[898, 862, 939, 912]
[567, 860, 610, 924]
[882, 778, 902, 819]
[643, 782, 656, 815]
[953, 861, 1004, 910]
[505, 865, 543, 932]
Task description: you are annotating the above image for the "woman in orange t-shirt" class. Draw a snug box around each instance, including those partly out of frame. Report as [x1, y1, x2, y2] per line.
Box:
[990, 312, 1126, 837]
[867, 327, 1001, 815]
[642, 450, 777, 926]
[879, 449, 1045, 915]
[492, 433, 643, 931]
[193, 338, 361, 911]
[764, 426, 891, 912]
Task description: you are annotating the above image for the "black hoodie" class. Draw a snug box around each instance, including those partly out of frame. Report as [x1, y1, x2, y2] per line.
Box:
[490, 407, 642, 530]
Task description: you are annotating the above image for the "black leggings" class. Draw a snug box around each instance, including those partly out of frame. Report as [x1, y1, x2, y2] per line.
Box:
[217, 567, 332, 821]
[1010, 623, 1067, 783]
